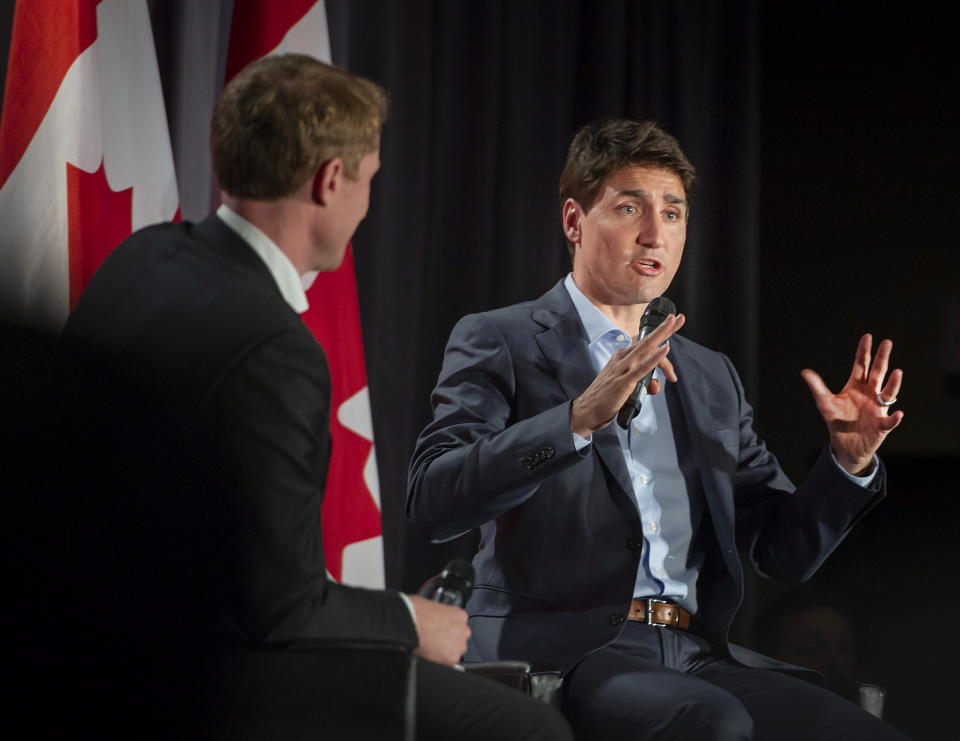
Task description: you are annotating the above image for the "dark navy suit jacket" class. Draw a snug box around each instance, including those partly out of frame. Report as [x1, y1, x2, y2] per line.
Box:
[64, 214, 416, 649]
[408, 280, 883, 675]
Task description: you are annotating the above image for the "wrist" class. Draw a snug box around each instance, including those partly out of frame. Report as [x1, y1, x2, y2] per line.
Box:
[843, 462, 872, 477]
[569, 399, 594, 438]
[832, 447, 872, 476]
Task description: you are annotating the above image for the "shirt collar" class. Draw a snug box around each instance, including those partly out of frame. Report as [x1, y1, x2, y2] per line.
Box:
[563, 273, 621, 344]
[563, 273, 664, 382]
[216, 204, 309, 314]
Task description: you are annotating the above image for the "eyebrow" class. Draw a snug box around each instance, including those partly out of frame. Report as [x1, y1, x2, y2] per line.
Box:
[617, 189, 686, 206]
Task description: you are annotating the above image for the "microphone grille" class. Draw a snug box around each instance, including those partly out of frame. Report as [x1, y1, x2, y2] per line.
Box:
[442, 558, 475, 581]
[639, 296, 676, 330]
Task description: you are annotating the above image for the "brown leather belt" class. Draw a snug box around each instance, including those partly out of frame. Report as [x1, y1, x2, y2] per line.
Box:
[628, 599, 692, 630]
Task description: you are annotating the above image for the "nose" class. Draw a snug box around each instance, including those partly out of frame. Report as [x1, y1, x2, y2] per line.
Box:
[636, 209, 664, 249]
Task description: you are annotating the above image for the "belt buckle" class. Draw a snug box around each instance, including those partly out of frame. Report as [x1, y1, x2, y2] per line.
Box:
[646, 598, 678, 628]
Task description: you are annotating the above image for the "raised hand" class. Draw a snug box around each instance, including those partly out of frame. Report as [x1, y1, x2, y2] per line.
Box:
[800, 334, 904, 475]
[570, 313, 685, 438]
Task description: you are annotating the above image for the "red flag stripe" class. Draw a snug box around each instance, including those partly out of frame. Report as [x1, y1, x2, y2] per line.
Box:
[0, 0, 98, 188]
[304, 247, 380, 580]
[66, 160, 133, 308]
[224, 0, 382, 585]
[224, 0, 318, 82]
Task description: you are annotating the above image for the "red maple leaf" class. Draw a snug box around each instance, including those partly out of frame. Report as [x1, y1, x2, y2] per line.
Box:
[302, 247, 382, 582]
[66, 159, 133, 308]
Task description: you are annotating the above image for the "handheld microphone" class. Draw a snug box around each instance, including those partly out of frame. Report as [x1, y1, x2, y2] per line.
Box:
[616, 296, 676, 429]
[417, 558, 475, 607]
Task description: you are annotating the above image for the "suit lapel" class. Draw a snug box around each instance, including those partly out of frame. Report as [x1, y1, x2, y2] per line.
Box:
[668, 338, 740, 576]
[532, 282, 638, 506]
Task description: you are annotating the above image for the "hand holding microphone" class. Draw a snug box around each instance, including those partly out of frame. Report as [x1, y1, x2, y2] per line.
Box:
[570, 297, 683, 438]
[617, 296, 677, 428]
[408, 559, 475, 665]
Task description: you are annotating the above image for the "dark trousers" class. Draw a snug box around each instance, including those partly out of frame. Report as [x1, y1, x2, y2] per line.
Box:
[416, 658, 573, 741]
[564, 621, 909, 741]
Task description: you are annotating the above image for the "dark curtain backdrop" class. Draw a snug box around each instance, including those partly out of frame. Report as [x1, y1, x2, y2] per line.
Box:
[325, 0, 760, 594]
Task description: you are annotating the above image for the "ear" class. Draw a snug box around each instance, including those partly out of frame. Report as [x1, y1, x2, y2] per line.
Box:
[562, 198, 583, 245]
[311, 158, 343, 206]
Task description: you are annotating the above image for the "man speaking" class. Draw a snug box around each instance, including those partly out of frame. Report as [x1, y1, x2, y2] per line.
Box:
[408, 119, 908, 740]
[63, 55, 571, 740]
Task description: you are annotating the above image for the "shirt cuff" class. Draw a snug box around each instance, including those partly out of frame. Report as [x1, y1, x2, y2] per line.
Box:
[830, 448, 879, 487]
[398, 592, 418, 629]
[572, 431, 592, 451]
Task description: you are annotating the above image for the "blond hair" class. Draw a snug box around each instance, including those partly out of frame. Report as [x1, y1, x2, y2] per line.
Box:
[211, 54, 387, 199]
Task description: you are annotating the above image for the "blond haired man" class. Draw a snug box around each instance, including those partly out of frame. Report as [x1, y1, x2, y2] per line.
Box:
[65, 55, 571, 740]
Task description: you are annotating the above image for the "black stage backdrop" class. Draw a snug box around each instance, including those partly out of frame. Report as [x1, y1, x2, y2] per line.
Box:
[2, 2, 958, 737]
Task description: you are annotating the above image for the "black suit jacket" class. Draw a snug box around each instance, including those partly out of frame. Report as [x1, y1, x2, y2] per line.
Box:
[407, 280, 883, 675]
[63, 214, 416, 648]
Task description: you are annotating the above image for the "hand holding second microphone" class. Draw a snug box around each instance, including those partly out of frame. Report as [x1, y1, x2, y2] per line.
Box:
[407, 595, 470, 665]
[570, 307, 684, 439]
[408, 559, 475, 666]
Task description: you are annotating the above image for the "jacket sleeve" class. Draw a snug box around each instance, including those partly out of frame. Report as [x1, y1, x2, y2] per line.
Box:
[718, 352, 885, 583]
[407, 312, 588, 542]
[202, 328, 417, 647]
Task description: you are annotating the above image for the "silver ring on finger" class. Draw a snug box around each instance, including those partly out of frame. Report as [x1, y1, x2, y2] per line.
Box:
[875, 393, 897, 407]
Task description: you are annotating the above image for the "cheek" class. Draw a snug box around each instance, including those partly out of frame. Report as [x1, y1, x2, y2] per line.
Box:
[356, 187, 371, 217]
[669, 239, 685, 266]
[594, 226, 626, 256]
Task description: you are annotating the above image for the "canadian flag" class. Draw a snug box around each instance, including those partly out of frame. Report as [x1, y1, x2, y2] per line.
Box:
[226, 0, 385, 588]
[0, 0, 179, 330]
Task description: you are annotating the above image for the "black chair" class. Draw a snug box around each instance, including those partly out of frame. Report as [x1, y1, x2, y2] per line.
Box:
[194, 639, 416, 741]
[462, 661, 563, 707]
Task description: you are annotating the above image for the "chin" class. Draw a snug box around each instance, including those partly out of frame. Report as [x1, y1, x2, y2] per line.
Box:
[635, 280, 674, 304]
[628, 288, 666, 305]
[316, 247, 348, 273]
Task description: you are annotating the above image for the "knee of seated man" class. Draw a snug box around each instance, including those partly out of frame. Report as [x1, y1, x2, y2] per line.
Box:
[675, 691, 753, 741]
[565, 681, 752, 740]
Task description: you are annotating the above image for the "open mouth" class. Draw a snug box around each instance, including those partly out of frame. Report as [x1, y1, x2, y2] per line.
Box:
[631, 257, 663, 274]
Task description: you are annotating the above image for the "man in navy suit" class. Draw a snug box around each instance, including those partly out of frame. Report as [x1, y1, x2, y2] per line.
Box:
[408, 120, 908, 739]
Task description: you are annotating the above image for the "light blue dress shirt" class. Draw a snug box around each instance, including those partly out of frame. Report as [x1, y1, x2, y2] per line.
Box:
[564, 274, 701, 609]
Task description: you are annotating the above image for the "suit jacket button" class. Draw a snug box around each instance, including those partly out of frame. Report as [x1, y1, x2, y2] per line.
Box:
[543, 445, 554, 458]
[522, 456, 533, 469]
[608, 613, 625, 625]
[626, 537, 642, 551]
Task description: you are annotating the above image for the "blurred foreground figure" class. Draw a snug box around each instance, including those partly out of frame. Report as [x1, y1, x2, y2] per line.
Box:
[408, 119, 908, 740]
[61, 55, 571, 741]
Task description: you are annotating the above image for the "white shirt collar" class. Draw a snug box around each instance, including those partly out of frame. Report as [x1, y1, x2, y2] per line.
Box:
[563, 273, 620, 344]
[563, 273, 663, 382]
[216, 204, 309, 314]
